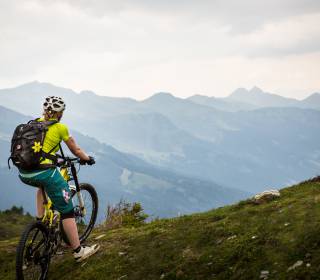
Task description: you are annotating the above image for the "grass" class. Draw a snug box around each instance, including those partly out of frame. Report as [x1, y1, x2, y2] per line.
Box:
[0, 206, 33, 241]
[2, 178, 320, 279]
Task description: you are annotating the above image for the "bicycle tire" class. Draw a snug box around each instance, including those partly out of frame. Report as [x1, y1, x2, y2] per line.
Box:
[61, 183, 98, 245]
[16, 221, 50, 280]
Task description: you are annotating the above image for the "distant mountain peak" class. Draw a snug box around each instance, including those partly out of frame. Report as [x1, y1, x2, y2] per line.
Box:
[189, 94, 205, 98]
[305, 92, 320, 99]
[20, 80, 53, 87]
[188, 94, 216, 100]
[29, 80, 40, 85]
[152, 92, 174, 98]
[303, 92, 320, 104]
[228, 87, 250, 98]
[250, 86, 264, 94]
[144, 92, 175, 102]
[230, 86, 265, 98]
[14, 80, 41, 89]
[227, 86, 300, 107]
[10, 81, 77, 97]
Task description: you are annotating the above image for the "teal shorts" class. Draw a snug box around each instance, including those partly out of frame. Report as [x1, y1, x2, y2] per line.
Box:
[19, 168, 74, 215]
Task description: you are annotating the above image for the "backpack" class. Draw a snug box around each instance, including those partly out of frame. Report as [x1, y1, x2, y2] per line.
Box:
[8, 119, 58, 170]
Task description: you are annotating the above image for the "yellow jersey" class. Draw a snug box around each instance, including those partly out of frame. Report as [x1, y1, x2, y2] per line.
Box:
[37, 118, 70, 164]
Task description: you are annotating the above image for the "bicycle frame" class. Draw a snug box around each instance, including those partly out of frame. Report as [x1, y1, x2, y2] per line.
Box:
[40, 188, 57, 227]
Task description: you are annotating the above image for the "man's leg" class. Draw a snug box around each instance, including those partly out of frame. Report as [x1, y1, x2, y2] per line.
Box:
[38, 169, 80, 249]
[62, 218, 80, 249]
[36, 189, 45, 218]
[41, 168, 99, 261]
[37, 186, 80, 249]
[18, 171, 47, 219]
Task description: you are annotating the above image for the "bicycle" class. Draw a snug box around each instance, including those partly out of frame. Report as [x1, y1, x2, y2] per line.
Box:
[16, 156, 99, 280]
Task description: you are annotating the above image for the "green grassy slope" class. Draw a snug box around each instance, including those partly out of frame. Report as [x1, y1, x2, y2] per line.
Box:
[0, 207, 33, 241]
[2, 178, 320, 279]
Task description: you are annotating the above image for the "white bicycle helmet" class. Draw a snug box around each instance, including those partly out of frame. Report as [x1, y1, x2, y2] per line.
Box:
[43, 96, 66, 112]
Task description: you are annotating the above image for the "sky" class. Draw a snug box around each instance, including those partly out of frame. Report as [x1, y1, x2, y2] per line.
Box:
[1, 0, 320, 100]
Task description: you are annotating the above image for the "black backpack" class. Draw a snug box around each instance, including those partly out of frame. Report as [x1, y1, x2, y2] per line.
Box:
[8, 119, 59, 171]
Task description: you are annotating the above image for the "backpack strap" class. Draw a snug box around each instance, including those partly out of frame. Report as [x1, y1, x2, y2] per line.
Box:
[30, 118, 58, 126]
[41, 143, 60, 164]
[44, 120, 58, 126]
[38, 119, 60, 165]
[59, 143, 65, 158]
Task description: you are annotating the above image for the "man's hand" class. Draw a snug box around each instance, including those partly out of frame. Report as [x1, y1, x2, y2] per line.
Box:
[80, 156, 95, 165]
[87, 156, 95, 165]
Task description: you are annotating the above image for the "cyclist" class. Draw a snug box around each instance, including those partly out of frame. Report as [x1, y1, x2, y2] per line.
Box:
[18, 96, 100, 262]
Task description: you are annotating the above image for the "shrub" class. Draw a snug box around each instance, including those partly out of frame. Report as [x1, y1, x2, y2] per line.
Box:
[104, 199, 148, 230]
[3, 205, 24, 215]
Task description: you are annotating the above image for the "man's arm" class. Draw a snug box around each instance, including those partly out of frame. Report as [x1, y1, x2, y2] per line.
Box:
[64, 136, 90, 161]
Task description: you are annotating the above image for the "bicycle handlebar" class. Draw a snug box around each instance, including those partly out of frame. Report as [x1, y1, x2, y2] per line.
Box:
[65, 157, 79, 162]
[57, 156, 95, 167]
[56, 145, 95, 167]
[56, 156, 80, 167]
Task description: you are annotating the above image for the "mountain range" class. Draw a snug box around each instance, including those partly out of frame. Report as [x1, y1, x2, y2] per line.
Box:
[1, 81, 319, 193]
[0, 105, 248, 220]
[188, 86, 320, 111]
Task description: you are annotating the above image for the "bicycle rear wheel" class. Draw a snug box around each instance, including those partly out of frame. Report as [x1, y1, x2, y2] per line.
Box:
[16, 221, 50, 280]
[61, 183, 98, 245]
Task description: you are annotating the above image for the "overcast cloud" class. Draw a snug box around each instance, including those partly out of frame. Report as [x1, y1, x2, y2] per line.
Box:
[0, 0, 319, 99]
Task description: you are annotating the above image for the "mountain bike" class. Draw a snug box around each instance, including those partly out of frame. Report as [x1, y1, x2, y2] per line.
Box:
[16, 157, 98, 280]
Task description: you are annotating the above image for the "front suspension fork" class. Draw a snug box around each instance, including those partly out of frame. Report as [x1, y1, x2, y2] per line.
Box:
[70, 163, 86, 216]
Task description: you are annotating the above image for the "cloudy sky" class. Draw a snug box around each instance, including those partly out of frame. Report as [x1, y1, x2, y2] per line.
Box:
[1, 0, 320, 99]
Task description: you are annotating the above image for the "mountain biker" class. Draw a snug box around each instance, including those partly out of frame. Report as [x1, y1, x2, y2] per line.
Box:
[18, 96, 100, 262]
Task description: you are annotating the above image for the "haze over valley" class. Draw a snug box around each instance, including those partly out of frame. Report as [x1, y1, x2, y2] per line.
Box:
[0, 82, 319, 219]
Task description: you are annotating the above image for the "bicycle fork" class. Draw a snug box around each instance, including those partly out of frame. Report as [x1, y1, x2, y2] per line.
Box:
[70, 163, 86, 216]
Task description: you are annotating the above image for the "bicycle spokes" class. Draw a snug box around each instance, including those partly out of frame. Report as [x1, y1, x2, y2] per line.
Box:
[21, 227, 49, 279]
[74, 190, 93, 225]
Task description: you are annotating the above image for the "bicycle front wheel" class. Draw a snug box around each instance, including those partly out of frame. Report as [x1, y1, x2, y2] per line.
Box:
[16, 221, 50, 280]
[61, 183, 98, 245]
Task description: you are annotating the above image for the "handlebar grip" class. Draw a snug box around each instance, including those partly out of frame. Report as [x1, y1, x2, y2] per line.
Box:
[79, 156, 95, 165]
